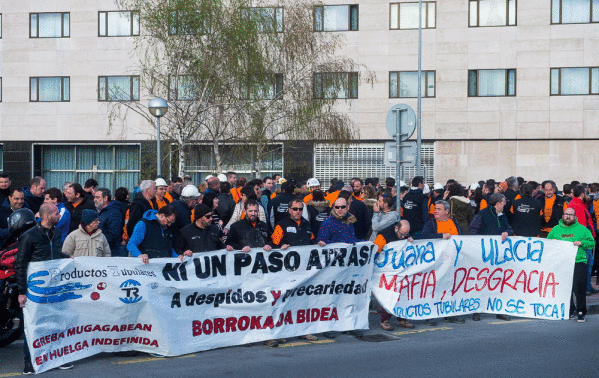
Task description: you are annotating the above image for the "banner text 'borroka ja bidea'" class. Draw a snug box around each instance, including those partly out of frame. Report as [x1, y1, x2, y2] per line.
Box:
[23, 242, 376, 373]
[371, 236, 577, 321]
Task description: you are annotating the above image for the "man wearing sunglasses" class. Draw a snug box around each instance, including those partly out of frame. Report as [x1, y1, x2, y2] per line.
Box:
[175, 203, 224, 256]
[127, 206, 179, 264]
[316, 197, 358, 245]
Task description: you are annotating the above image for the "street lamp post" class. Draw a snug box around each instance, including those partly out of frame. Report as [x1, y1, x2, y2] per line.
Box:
[148, 97, 168, 177]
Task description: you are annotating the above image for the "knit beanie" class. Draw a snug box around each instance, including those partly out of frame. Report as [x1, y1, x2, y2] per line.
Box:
[81, 209, 99, 226]
[193, 203, 212, 221]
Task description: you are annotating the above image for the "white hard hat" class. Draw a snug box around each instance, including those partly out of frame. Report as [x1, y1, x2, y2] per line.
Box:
[217, 173, 227, 182]
[307, 178, 320, 187]
[205, 175, 214, 182]
[155, 178, 167, 187]
[181, 185, 200, 198]
[469, 183, 480, 191]
[433, 183, 444, 191]
[278, 178, 287, 185]
[399, 180, 407, 188]
[423, 185, 430, 194]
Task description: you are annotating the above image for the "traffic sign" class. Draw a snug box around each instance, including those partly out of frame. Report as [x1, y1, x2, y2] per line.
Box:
[386, 103, 416, 141]
[384, 141, 417, 167]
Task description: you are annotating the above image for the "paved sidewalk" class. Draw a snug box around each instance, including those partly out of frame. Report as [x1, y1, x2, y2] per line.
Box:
[585, 278, 599, 314]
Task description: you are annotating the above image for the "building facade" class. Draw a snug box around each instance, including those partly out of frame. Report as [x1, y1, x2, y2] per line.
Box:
[0, 0, 598, 190]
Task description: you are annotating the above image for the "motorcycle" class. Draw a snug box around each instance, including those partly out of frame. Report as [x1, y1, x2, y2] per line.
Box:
[0, 208, 36, 348]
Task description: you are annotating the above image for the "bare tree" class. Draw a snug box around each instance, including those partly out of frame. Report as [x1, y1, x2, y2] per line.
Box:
[109, 0, 374, 177]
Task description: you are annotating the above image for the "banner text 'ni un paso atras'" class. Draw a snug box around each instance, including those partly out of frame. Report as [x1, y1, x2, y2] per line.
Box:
[24, 242, 376, 373]
[372, 236, 577, 321]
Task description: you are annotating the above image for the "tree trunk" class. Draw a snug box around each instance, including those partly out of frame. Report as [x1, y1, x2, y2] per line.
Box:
[213, 140, 223, 173]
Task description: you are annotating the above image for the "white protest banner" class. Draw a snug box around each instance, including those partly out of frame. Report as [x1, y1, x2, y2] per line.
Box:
[372, 236, 577, 321]
[23, 242, 376, 373]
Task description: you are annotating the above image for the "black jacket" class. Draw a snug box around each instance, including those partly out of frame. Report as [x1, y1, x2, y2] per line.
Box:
[170, 199, 192, 244]
[23, 187, 44, 214]
[64, 196, 97, 233]
[503, 188, 519, 224]
[349, 198, 371, 240]
[175, 222, 224, 254]
[307, 200, 331, 238]
[271, 217, 313, 247]
[227, 218, 269, 250]
[15, 223, 65, 294]
[99, 201, 124, 256]
[137, 218, 174, 259]
[468, 206, 513, 236]
[216, 193, 236, 227]
[127, 193, 154, 238]
[268, 192, 297, 228]
[511, 196, 543, 237]
[539, 195, 567, 231]
[401, 188, 428, 232]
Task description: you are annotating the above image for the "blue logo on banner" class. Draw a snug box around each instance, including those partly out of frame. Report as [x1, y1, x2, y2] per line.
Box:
[119, 279, 142, 304]
[26, 271, 92, 304]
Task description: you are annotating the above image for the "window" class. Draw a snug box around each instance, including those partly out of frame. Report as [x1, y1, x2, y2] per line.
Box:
[313, 72, 358, 99]
[390, 2, 436, 29]
[99, 11, 139, 37]
[30, 13, 70, 38]
[313, 142, 435, 187]
[241, 74, 284, 100]
[39, 144, 140, 193]
[551, 67, 599, 95]
[469, 0, 516, 27]
[552, 0, 599, 24]
[30, 77, 70, 102]
[468, 69, 516, 96]
[390, 71, 435, 98]
[241, 7, 284, 33]
[314, 5, 358, 31]
[183, 144, 283, 183]
[98, 76, 139, 101]
[169, 10, 210, 35]
[168, 75, 200, 101]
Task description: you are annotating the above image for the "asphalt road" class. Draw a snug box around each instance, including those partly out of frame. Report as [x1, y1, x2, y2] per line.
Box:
[1, 312, 598, 377]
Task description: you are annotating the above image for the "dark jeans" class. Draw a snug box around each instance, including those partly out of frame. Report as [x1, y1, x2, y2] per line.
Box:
[571, 262, 587, 315]
[23, 332, 31, 364]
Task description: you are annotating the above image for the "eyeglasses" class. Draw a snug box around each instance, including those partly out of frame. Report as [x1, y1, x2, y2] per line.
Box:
[334, 205, 347, 209]
[290, 207, 303, 211]
[203, 214, 213, 219]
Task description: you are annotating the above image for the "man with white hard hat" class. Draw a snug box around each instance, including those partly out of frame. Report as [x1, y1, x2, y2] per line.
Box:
[153, 178, 170, 209]
[169, 185, 201, 244]
[303, 178, 321, 205]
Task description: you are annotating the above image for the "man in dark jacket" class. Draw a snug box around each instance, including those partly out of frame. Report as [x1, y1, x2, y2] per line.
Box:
[503, 176, 520, 224]
[468, 193, 513, 322]
[401, 176, 429, 236]
[126, 180, 156, 238]
[175, 203, 223, 254]
[268, 181, 297, 229]
[510, 183, 542, 237]
[64, 183, 96, 232]
[226, 200, 271, 252]
[338, 189, 370, 241]
[539, 180, 567, 237]
[420, 200, 463, 240]
[22, 176, 46, 214]
[127, 206, 178, 264]
[271, 199, 313, 249]
[15, 203, 72, 373]
[169, 185, 200, 245]
[94, 188, 124, 256]
[217, 182, 236, 227]
[0, 173, 12, 206]
[0, 188, 27, 243]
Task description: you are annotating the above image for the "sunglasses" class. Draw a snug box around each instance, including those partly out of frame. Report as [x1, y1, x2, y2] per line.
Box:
[334, 205, 347, 209]
[203, 214, 213, 219]
[290, 207, 303, 211]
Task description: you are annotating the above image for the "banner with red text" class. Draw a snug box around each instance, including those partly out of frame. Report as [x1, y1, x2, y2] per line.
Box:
[372, 236, 577, 321]
[23, 242, 376, 373]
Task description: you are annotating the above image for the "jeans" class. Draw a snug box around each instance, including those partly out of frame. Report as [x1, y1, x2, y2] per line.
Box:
[586, 250, 594, 291]
[23, 333, 31, 364]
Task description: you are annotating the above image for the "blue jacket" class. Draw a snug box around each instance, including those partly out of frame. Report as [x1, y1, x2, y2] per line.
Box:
[22, 186, 44, 214]
[127, 210, 177, 258]
[317, 214, 359, 244]
[99, 201, 123, 255]
[56, 203, 71, 243]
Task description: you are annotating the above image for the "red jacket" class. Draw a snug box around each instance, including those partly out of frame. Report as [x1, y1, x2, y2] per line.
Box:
[568, 197, 596, 238]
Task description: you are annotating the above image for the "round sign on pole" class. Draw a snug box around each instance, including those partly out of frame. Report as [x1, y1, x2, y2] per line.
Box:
[386, 103, 416, 141]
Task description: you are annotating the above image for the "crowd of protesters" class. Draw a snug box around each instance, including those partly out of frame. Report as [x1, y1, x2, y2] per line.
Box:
[8, 171, 598, 371]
